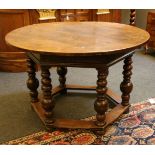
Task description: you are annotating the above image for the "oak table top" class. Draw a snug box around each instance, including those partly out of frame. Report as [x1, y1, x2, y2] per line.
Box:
[5, 22, 150, 56]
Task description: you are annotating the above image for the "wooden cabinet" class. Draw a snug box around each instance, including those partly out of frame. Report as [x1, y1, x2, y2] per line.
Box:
[0, 9, 40, 72]
[146, 11, 155, 52]
[0, 9, 121, 72]
[55, 9, 121, 22]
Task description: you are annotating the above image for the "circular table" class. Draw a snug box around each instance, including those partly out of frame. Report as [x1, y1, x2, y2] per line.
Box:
[5, 22, 150, 130]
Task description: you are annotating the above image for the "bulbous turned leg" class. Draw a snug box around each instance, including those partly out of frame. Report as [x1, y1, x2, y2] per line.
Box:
[94, 67, 109, 127]
[26, 57, 39, 103]
[41, 65, 55, 123]
[120, 55, 133, 112]
[57, 66, 67, 94]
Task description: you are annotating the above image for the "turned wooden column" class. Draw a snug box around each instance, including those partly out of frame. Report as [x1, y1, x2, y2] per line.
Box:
[26, 57, 39, 103]
[57, 66, 67, 93]
[130, 9, 136, 26]
[41, 66, 55, 122]
[94, 67, 109, 126]
[120, 55, 133, 107]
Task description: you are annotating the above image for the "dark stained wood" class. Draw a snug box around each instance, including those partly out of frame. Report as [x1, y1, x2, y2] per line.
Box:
[0, 9, 41, 72]
[130, 9, 136, 26]
[41, 65, 55, 122]
[29, 51, 134, 68]
[57, 66, 67, 94]
[26, 57, 39, 103]
[120, 54, 133, 107]
[0, 9, 30, 72]
[6, 22, 150, 56]
[94, 67, 109, 126]
[145, 11, 155, 53]
[66, 84, 96, 90]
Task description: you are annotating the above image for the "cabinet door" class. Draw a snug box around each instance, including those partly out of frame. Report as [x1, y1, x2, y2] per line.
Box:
[55, 9, 121, 22]
[95, 9, 121, 22]
[0, 9, 30, 52]
[0, 9, 30, 72]
[55, 9, 92, 22]
[146, 12, 155, 49]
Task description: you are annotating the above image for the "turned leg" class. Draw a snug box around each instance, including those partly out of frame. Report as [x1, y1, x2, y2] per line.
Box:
[94, 67, 109, 127]
[120, 55, 133, 108]
[26, 57, 39, 103]
[41, 66, 55, 123]
[57, 66, 67, 93]
[130, 9, 136, 26]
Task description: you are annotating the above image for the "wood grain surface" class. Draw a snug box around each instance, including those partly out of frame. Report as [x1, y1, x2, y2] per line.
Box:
[5, 22, 150, 56]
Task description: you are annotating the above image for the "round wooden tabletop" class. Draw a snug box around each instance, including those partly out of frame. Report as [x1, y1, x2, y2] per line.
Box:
[5, 22, 150, 56]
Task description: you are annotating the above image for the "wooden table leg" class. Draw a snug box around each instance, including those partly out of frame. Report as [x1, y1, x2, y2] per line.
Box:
[41, 65, 55, 125]
[144, 44, 148, 54]
[26, 57, 39, 103]
[94, 67, 109, 127]
[57, 66, 67, 94]
[120, 54, 133, 112]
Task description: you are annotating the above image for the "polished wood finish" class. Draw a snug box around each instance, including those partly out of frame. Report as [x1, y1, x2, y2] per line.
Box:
[0, 9, 29, 72]
[145, 11, 155, 53]
[120, 54, 133, 106]
[26, 57, 39, 103]
[6, 22, 150, 56]
[94, 67, 109, 126]
[6, 22, 149, 131]
[57, 67, 67, 94]
[41, 65, 55, 123]
[0, 9, 40, 72]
